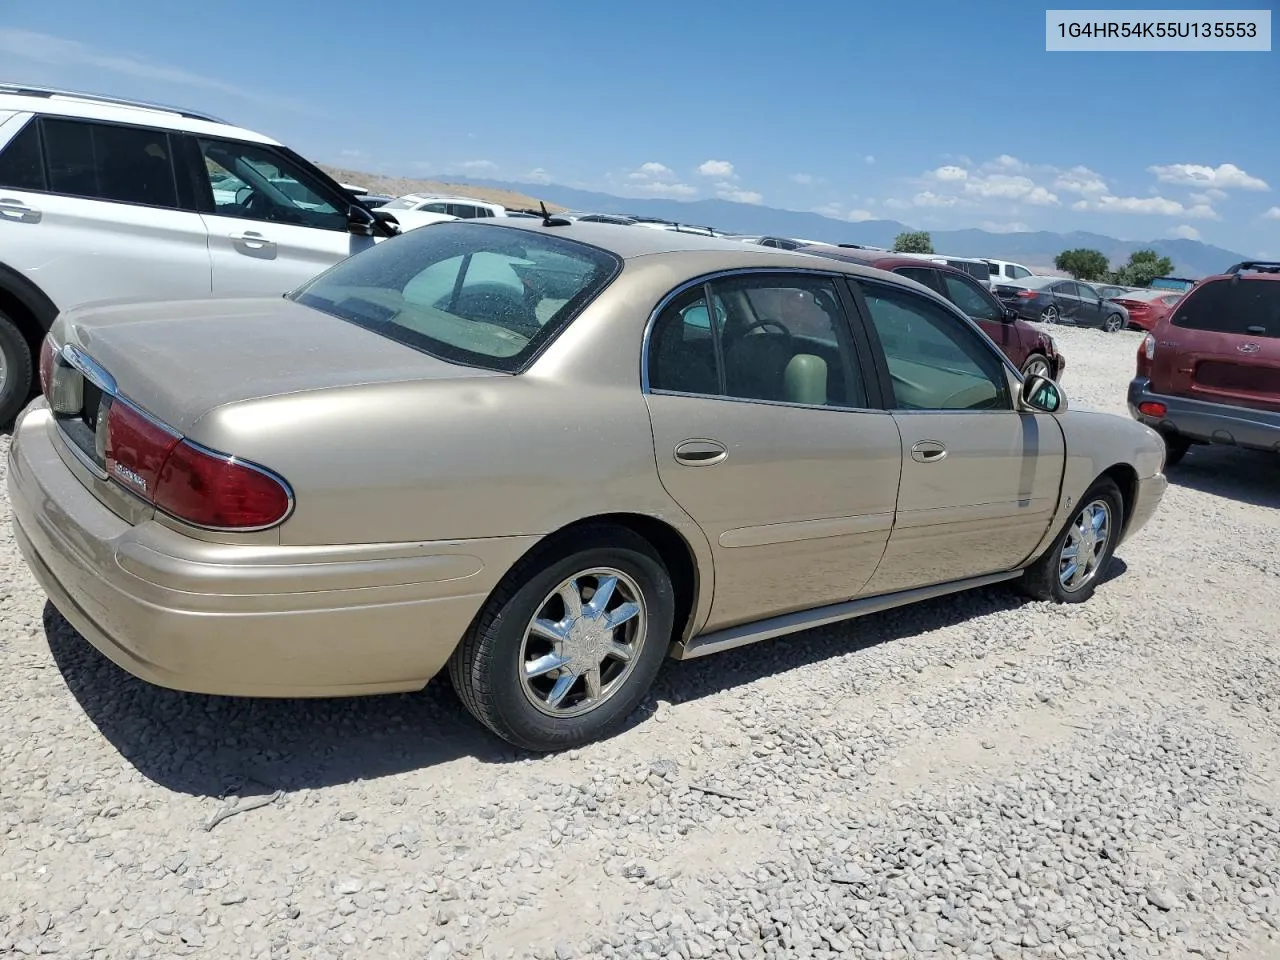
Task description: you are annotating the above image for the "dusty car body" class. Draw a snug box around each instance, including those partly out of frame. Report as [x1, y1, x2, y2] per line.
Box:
[9, 220, 1168, 750]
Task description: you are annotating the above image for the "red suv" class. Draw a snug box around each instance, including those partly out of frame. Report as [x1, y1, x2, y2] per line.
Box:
[803, 246, 1066, 379]
[1129, 261, 1280, 465]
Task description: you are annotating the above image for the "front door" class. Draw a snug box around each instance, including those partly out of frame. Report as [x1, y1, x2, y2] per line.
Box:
[187, 137, 375, 297]
[853, 279, 1065, 595]
[644, 272, 902, 631]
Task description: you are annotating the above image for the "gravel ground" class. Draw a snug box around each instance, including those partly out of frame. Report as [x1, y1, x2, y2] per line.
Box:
[2, 323, 1279, 960]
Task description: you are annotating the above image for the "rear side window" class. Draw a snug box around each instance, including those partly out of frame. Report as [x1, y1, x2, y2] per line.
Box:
[42, 119, 177, 208]
[0, 119, 45, 191]
[291, 221, 621, 371]
[1172, 280, 1280, 339]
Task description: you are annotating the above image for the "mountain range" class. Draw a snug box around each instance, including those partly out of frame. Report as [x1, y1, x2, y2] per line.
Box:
[323, 166, 1252, 278]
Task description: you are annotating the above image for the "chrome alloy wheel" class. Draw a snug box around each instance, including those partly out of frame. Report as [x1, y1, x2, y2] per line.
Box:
[1059, 499, 1111, 592]
[1023, 355, 1052, 379]
[518, 568, 647, 718]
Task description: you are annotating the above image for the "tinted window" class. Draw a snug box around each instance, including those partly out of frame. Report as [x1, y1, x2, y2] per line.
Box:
[423, 202, 449, 214]
[292, 221, 620, 371]
[860, 282, 1010, 411]
[649, 274, 867, 408]
[896, 267, 938, 291]
[1051, 281, 1077, 297]
[0, 119, 45, 191]
[40, 119, 177, 207]
[196, 139, 344, 230]
[1004, 264, 1016, 278]
[1172, 279, 1280, 339]
[940, 272, 1002, 321]
[1012, 266, 1032, 279]
[988, 262, 1000, 277]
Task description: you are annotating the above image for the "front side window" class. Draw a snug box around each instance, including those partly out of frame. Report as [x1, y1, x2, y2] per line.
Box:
[940, 272, 1002, 321]
[0, 119, 45, 191]
[1012, 265, 1032, 279]
[648, 274, 867, 408]
[859, 282, 1010, 411]
[195, 139, 345, 230]
[39, 119, 177, 208]
[896, 267, 938, 291]
[291, 221, 620, 371]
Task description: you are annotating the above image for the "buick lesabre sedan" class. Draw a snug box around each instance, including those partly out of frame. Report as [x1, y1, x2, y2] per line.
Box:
[9, 220, 1167, 751]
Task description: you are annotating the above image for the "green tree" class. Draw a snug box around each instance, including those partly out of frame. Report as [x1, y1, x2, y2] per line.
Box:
[1111, 249, 1175, 288]
[892, 231, 934, 254]
[1054, 248, 1110, 281]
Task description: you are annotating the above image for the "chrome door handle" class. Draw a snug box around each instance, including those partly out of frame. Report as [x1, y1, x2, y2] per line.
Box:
[0, 198, 41, 223]
[674, 438, 727, 466]
[229, 231, 276, 251]
[910, 439, 947, 463]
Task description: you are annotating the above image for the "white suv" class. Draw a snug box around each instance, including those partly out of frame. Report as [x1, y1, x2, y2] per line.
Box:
[0, 84, 402, 423]
[379, 194, 504, 231]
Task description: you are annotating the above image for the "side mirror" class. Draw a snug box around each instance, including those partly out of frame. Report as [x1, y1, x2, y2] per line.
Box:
[1002, 306, 1017, 322]
[347, 204, 376, 237]
[1019, 374, 1066, 414]
[372, 209, 402, 235]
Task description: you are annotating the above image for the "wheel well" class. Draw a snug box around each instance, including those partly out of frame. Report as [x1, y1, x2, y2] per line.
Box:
[1101, 463, 1138, 538]
[541, 513, 700, 645]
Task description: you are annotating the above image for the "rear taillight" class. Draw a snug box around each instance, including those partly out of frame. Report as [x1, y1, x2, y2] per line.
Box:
[38, 336, 57, 397]
[1016, 290, 1038, 299]
[1136, 334, 1155, 378]
[1138, 401, 1167, 418]
[104, 400, 292, 530]
[153, 442, 292, 531]
[1143, 334, 1156, 360]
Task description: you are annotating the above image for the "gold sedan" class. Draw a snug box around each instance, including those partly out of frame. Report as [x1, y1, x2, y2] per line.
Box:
[8, 219, 1167, 750]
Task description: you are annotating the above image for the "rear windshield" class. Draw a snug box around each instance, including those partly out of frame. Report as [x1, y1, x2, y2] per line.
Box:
[1172, 278, 1280, 339]
[291, 222, 621, 371]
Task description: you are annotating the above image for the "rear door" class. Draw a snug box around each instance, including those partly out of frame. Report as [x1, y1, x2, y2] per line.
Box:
[1155, 277, 1280, 411]
[186, 136, 373, 297]
[0, 114, 211, 312]
[1050, 281, 1081, 323]
[644, 271, 902, 631]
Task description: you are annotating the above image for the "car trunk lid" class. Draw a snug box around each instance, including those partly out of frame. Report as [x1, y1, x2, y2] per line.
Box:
[1152, 277, 1280, 412]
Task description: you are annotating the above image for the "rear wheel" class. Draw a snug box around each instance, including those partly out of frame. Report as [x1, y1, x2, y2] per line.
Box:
[1040, 305, 1059, 324]
[1018, 477, 1124, 604]
[0, 311, 33, 426]
[448, 525, 674, 751]
[1103, 313, 1124, 333]
[1162, 433, 1191, 468]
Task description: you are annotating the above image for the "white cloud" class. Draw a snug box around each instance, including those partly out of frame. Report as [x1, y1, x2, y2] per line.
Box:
[864, 155, 876, 165]
[1148, 162, 1269, 191]
[523, 168, 553, 184]
[980, 221, 1031, 233]
[1053, 165, 1108, 197]
[983, 154, 1028, 173]
[1167, 225, 1201, 240]
[963, 174, 1060, 206]
[716, 183, 762, 204]
[635, 181, 697, 198]
[912, 190, 963, 208]
[790, 173, 818, 185]
[0, 28, 309, 111]
[460, 159, 497, 173]
[697, 159, 736, 178]
[1190, 189, 1228, 203]
[629, 162, 675, 181]
[1263, 207, 1280, 220]
[1184, 203, 1220, 220]
[1072, 194, 1219, 218]
[931, 165, 969, 182]
[845, 208, 874, 222]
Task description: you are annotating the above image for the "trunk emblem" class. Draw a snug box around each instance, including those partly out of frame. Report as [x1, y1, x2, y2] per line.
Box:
[1237, 343, 1261, 354]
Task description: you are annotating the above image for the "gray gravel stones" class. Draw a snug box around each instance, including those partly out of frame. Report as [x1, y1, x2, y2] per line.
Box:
[2, 324, 1279, 960]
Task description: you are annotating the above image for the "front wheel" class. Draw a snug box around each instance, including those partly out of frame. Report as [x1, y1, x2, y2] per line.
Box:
[1103, 313, 1124, 333]
[0, 311, 34, 426]
[1040, 305, 1059, 324]
[1021, 354, 1053, 379]
[448, 525, 674, 751]
[1018, 477, 1124, 604]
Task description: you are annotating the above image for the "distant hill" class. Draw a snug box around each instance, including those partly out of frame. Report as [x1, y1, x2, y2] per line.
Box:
[324, 165, 1252, 278]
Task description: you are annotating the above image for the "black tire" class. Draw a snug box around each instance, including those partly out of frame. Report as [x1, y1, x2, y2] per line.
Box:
[1021, 354, 1053, 380]
[1040, 305, 1059, 324]
[1162, 434, 1191, 468]
[1017, 477, 1124, 604]
[0, 311, 34, 427]
[448, 525, 674, 751]
[1103, 314, 1124, 333]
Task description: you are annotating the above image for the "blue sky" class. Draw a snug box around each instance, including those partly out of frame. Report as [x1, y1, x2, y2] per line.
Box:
[1, 0, 1277, 253]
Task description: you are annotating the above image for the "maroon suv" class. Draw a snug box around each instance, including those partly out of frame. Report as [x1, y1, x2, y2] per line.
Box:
[803, 246, 1066, 379]
[1129, 261, 1280, 465]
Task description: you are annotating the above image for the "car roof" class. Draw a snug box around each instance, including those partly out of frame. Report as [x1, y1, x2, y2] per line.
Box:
[403, 194, 500, 206]
[797, 245, 989, 280]
[0, 85, 276, 144]
[458, 219, 907, 280]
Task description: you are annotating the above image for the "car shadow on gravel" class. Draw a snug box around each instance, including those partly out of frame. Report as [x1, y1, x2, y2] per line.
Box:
[45, 558, 1131, 797]
[1166, 445, 1280, 509]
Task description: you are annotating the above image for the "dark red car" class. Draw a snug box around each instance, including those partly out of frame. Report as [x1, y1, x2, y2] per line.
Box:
[1108, 289, 1185, 331]
[803, 246, 1066, 379]
[1129, 261, 1280, 465]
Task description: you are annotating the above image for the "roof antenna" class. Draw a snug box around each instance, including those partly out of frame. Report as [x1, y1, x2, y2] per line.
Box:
[539, 200, 570, 228]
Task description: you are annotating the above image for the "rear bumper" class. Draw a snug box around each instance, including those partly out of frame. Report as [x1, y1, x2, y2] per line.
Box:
[8, 402, 539, 697]
[1127, 377, 1280, 454]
